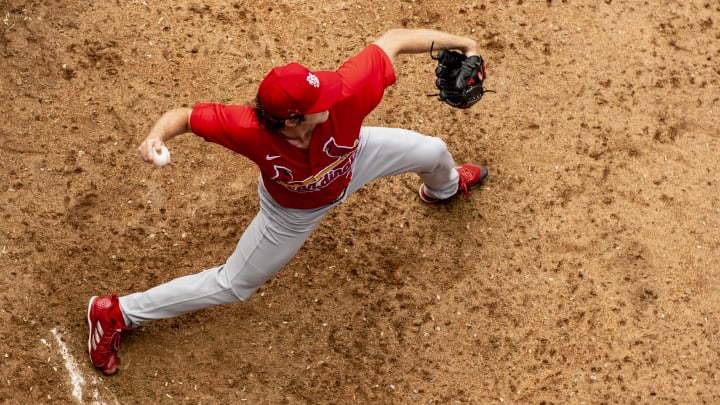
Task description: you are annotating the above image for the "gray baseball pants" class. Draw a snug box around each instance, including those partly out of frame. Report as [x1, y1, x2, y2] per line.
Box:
[119, 127, 459, 327]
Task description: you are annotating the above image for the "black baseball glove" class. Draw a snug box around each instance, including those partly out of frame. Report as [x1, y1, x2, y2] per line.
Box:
[431, 45, 492, 109]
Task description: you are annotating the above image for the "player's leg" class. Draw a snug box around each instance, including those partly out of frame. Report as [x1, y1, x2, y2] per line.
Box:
[89, 183, 332, 374]
[346, 127, 459, 199]
[118, 182, 331, 327]
[347, 126, 487, 202]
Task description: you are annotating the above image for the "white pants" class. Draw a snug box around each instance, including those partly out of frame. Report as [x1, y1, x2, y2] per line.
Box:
[119, 127, 459, 326]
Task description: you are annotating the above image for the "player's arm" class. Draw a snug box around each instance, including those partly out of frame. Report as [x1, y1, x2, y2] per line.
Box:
[373, 28, 477, 63]
[138, 107, 192, 164]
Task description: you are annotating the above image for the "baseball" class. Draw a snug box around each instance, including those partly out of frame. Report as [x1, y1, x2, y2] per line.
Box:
[154, 145, 171, 167]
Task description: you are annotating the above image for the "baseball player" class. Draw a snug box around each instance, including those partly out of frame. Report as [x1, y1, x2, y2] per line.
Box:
[87, 28, 490, 375]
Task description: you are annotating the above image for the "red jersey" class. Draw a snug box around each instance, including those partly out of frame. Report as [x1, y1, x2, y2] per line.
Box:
[189, 44, 396, 209]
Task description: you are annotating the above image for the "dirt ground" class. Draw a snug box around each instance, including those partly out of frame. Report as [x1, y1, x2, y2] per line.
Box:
[1, 0, 719, 403]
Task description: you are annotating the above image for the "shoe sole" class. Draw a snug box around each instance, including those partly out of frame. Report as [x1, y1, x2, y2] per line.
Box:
[418, 184, 440, 203]
[87, 296, 97, 358]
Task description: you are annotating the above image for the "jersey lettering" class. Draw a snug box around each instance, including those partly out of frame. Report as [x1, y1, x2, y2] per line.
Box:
[272, 137, 358, 193]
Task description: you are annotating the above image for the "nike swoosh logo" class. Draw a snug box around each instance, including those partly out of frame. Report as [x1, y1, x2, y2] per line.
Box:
[266, 155, 281, 160]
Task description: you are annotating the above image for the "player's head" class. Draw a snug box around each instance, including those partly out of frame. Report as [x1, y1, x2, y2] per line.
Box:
[254, 62, 342, 130]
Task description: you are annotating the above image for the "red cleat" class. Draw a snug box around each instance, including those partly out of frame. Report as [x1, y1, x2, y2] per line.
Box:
[87, 294, 130, 375]
[419, 163, 488, 203]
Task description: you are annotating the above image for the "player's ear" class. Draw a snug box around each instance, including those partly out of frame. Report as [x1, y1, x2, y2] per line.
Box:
[284, 115, 304, 127]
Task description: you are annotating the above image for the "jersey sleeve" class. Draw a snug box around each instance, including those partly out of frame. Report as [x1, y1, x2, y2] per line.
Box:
[188, 103, 260, 153]
[335, 44, 396, 117]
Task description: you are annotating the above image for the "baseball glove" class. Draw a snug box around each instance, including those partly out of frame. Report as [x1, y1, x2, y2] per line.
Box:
[431, 44, 492, 109]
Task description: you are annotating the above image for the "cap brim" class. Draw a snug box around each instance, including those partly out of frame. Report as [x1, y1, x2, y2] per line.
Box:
[304, 71, 343, 114]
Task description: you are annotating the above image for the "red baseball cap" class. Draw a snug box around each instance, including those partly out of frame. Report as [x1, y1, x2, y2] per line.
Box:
[257, 62, 343, 119]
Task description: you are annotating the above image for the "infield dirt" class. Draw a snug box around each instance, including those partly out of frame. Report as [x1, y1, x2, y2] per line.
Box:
[1, 0, 719, 403]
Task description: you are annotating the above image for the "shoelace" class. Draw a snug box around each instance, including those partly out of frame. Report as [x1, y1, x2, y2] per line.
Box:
[457, 166, 475, 199]
[97, 328, 124, 356]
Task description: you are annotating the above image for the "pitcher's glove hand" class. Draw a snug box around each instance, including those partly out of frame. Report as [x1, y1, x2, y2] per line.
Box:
[432, 46, 492, 109]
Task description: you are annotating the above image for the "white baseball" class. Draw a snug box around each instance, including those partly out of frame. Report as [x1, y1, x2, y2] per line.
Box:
[154, 145, 171, 167]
